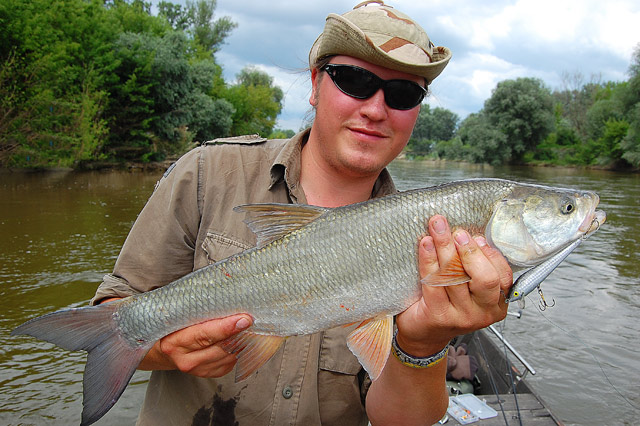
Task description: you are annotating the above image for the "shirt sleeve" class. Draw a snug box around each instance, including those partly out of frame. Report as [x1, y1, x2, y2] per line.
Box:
[91, 147, 204, 305]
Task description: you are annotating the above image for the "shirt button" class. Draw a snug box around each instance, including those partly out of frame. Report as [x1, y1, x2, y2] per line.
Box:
[282, 385, 293, 399]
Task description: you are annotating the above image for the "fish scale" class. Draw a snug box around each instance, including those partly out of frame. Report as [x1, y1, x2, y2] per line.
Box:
[11, 178, 604, 426]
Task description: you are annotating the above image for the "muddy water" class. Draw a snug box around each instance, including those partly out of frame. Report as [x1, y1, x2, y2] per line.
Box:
[1, 163, 638, 425]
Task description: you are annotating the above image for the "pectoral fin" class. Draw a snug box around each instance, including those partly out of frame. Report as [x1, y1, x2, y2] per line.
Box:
[221, 331, 286, 381]
[420, 253, 471, 287]
[346, 315, 394, 380]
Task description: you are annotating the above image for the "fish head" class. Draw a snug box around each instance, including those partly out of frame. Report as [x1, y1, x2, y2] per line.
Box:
[486, 184, 604, 268]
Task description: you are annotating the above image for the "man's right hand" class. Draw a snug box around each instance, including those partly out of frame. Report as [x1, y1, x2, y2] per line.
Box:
[101, 298, 252, 378]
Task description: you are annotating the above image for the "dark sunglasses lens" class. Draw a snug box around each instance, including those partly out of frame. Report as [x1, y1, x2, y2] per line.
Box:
[326, 65, 425, 110]
[331, 66, 380, 99]
[384, 80, 425, 110]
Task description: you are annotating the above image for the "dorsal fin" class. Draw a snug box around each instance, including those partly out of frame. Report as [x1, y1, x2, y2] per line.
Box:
[234, 203, 329, 247]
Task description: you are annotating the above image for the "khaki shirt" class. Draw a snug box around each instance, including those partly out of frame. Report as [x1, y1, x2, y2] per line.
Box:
[92, 129, 397, 426]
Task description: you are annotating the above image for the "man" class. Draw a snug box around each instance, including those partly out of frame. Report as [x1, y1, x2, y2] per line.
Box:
[94, 2, 512, 425]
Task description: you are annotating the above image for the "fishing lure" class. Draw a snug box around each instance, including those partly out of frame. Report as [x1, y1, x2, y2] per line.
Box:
[506, 238, 583, 308]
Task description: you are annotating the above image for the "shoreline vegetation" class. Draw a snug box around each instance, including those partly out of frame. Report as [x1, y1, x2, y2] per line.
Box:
[3, 151, 637, 175]
[2, 0, 639, 172]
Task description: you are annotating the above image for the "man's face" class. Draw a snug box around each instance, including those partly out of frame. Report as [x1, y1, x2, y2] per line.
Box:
[308, 55, 423, 179]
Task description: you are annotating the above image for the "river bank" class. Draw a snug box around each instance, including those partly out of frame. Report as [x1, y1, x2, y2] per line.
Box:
[3, 156, 639, 174]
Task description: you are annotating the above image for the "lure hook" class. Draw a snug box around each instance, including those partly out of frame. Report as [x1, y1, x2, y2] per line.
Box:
[537, 286, 555, 311]
[583, 217, 602, 240]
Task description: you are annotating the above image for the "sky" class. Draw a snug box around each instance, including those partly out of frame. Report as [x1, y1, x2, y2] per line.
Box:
[207, 0, 640, 131]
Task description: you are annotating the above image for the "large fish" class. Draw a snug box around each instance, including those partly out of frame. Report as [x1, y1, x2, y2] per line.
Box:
[12, 178, 605, 425]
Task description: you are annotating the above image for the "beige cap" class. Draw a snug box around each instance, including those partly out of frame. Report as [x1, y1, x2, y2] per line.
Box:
[309, 1, 451, 83]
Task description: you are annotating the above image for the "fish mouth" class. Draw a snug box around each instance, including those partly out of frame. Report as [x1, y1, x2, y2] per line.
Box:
[578, 193, 603, 234]
[583, 210, 606, 238]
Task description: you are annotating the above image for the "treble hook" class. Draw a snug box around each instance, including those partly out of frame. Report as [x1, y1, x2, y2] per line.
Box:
[583, 217, 602, 240]
[537, 286, 555, 311]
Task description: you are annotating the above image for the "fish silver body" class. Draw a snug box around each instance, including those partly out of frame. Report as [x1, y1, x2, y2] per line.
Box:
[12, 178, 605, 425]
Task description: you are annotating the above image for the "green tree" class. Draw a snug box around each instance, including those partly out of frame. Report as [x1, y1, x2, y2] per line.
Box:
[105, 31, 235, 160]
[188, 0, 236, 54]
[456, 112, 508, 165]
[432, 137, 467, 161]
[595, 118, 629, 165]
[406, 105, 458, 157]
[412, 105, 459, 141]
[269, 129, 296, 139]
[621, 106, 640, 167]
[586, 96, 624, 141]
[621, 44, 640, 167]
[553, 71, 601, 140]
[157, 1, 189, 30]
[223, 67, 284, 136]
[157, 0, 236, 56]
[0, 0, 120, 167]
[483, 77, 555, 163]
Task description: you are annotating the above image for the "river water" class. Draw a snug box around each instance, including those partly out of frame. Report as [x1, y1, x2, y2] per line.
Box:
[1, 161, 638, 425]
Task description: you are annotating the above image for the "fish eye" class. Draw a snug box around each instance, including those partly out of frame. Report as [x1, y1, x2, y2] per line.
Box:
[561, 202, 575, 214]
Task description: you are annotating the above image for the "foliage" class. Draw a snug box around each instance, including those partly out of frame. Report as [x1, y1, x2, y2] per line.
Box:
[406, 105, 459, 157]
[621, 106, 640, 167]
[432, 137, 468, 161]
[269, 129, 296, 139]
[620, 45, 640, 167]
[553, 71, 602, 140]
[222, 67, 284, 136]
[482, 77, 555, 163]
[413, 105, 458, 140]
[105, 31, 235, 160]
[158, 0, 236, 56]
[456, 112, 509, 165]
[1, 0, 119, 167]
[1, 0, 284, 167]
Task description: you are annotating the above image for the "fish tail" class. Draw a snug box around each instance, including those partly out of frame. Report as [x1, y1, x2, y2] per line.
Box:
[12, 302, 151, 426]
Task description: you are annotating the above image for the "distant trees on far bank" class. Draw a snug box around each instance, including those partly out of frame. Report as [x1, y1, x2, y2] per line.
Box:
[407, 44, 640, 169]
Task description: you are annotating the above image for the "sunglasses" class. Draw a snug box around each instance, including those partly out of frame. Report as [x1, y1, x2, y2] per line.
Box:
[322, 63, 427, 110]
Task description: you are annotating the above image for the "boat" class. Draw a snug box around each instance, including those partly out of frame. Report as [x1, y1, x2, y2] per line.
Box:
[444, 325, 564, 425]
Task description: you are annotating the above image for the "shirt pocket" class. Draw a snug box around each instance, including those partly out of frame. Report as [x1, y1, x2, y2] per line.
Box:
[318, 326, 368, 425]
[201, 232, 252, 265]
[318, 325, 363, 375]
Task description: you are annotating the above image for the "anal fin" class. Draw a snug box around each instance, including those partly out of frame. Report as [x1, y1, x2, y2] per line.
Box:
[221, 331, 285, 381]
[346, 315, 394, 381]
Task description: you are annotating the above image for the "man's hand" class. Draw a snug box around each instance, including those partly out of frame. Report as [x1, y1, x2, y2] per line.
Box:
[100, 297, 252, 378]
[144, 314, 253, 378]
[396, 215, 513, 356]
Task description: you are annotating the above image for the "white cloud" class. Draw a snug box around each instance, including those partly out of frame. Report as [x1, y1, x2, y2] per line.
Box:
[209, 0, 639, 127]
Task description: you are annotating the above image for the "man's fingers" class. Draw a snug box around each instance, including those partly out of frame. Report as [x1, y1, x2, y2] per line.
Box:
[162, 314, 252, 353]
[170, 344, 238, 376]
[192, 315, 253, 349]
[418, 236, 438, 278]
[428, 216, 457, 267]
[452, 230, 505, 307]
[474, 236, 513, 294]
[157, 314, 253, 377]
